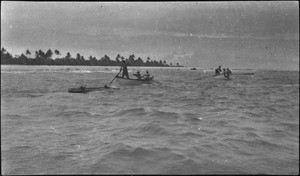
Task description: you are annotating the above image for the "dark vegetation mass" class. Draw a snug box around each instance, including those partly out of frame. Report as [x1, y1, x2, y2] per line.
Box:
[1, 48, 182, 67]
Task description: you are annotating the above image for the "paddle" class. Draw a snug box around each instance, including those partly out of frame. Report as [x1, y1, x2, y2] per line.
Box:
[105, 70, 122, 88]
[152, 80, 162, 85]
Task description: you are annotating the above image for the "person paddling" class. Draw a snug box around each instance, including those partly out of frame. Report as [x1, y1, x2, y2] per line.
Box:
[222, 68, 226, 74]
[133, 70, 142, 80]
[227, 68, 232, 76]
[143, 70, 150, 79]
[120, 60, 129, 79]
[223, 68, 232, 78]
[215, 65, 222, 75]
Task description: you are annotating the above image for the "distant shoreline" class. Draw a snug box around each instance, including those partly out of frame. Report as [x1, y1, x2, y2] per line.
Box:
[2, 65, 299, 72]
[0, 64, 183, 67]
[1, 48, 183, 67]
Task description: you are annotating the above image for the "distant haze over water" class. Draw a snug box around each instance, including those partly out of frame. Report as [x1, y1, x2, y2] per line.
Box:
[1, 2, 299, 70]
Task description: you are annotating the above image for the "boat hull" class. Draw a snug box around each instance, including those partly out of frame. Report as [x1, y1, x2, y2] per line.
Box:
[115, 76, 154, 86]
[213, 74, 232, 80]
[232, 72, 254, 75]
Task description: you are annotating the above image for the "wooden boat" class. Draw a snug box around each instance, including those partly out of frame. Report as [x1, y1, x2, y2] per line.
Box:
[232, 72, 254, 75]
[196, 72, 254, 80]
[203, 69, 255, 75]
[115, 76, 154, 86]
[213, 74, 232, 80]
[68, 85, 120, 93]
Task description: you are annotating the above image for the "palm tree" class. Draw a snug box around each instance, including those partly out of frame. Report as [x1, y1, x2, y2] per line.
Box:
[35, 51, 39, 59]
[66, 52, 71, 60]
[146, 57, 151, 66]
[25, 49, 31, 60]
[80, 56, 85, 61]
[34, 50, 45, 65]
[76, 53, 81, 61]
[116, 54, 120, 60]
[1, 47, 7, 53]
[137, 57, 144, 65]
[159, 60, 163, 65]
[63, 52, 71, 65]
[89, 55, 94, 65]
[45, 49, 53, 59]
[1, 48, 12, 64]
[54, 50, 60, 56]
[53, 50, 61, 64]
[26, 49, 31, 55]
[128, 54, 135, 62]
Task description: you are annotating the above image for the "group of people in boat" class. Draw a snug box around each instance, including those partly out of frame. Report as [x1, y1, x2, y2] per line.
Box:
[215, 65, 232, 78]
[132, 70, 151, 80]
[120, 59, 231, 80]
[119, 59, 151, 80]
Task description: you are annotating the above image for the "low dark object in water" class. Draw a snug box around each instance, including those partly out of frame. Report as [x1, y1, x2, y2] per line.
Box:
[233, 72, 254, 75]
[68, 86, 106, 93]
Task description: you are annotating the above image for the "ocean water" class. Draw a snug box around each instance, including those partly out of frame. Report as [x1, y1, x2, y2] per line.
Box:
[1, 65, 299, 174]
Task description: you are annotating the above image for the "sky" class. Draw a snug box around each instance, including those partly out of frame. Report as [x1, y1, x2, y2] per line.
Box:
[1, 1, 299, 70]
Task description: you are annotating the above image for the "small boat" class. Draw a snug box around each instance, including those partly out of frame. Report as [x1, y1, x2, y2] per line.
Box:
[232, 72, 254, 75]
[213, 74, 231, 80]
[68, 86, 107, 93]
[191, 68, 197, 70]
[115, 76, 154, 86]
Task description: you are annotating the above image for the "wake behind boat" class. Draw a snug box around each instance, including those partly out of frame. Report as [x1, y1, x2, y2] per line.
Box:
[115, 76, 154, 86]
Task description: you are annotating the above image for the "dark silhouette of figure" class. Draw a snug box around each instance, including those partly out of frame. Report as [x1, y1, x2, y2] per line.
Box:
[133, 71, 142, 80]
[215, 65, 222, 75]
[120, 60, 129, 79]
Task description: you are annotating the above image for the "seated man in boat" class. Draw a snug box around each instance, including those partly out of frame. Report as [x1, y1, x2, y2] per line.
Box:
[222, 68, 226, 74]
[120, 60, 129, 79]
[142, 70, 150, 80]
[223, 68, 232, 78]
[215, 65, 222, 75]
[133, 71, 142, 80]
[80, 85, 86, 91]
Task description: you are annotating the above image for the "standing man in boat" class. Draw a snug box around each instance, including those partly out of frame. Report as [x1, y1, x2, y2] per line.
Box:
[120, 60, 129, 79]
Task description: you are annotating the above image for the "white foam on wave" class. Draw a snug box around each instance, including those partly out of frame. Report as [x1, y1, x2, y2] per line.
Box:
[71, 70, 92, 73]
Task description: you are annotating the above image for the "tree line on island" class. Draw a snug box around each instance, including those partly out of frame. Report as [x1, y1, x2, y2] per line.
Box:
[1, 48, 182, 67]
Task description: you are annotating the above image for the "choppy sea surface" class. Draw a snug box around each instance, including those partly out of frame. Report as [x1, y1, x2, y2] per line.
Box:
[1, 65, 299, 174]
